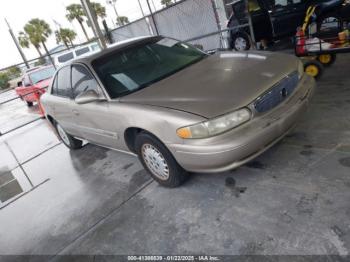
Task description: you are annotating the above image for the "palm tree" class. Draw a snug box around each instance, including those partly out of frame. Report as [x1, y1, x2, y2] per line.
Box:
[18, 32, 29, 49]
[55, 28, 77, 49]
[18, 31, 43, 58]
[66, 4, 89, 41]
[117, 16, 130, 26]
[91, 2, 106, 20]
[24, 19, 52, 58]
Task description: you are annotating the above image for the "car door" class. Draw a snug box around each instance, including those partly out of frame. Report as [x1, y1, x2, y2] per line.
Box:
[70, 63, 119, 148]
[250, 0, 273, 40]
[265, 0, 307, 38]
[50, 66, 82, 137]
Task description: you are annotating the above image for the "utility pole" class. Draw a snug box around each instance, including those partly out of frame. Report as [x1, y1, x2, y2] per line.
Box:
[137, 0, 145, 17]
[138, 0, 154, 36]
[146, 0, 159, 35]
[81, 0, 107, 49]
[5, 18, 29, 69]
[106, 0, 120, 26]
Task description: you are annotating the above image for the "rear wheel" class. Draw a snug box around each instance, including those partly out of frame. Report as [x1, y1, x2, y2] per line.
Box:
[26, 101, 33, 107]
[55, 122, 83, 150]
[317, 53, 336, 67]
[135, 132, 189, 188]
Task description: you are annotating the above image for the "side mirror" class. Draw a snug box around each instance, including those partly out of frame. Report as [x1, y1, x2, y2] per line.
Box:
[75, 90, 106, 104]
[17, 81, 23, 87]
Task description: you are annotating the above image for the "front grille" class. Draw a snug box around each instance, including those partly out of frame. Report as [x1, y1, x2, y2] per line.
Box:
[254, 71, 299, 113]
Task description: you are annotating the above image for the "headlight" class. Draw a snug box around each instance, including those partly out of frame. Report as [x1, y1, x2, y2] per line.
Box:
[176, 108, 251, 139]
[298, 60, 304, 79]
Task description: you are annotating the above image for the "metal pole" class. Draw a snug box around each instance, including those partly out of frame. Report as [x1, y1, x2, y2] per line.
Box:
[138, 0, 154, 36]
[5, 18, 29, 69]
[211, 0, 227, 49]
[245, 0, 256, 49]
[151, 0, 157, 11]
[146, 0, 159, 35]
[81, 0, 107, 49]
[113, 4, 120, 26]
[137, 0, 145, 17]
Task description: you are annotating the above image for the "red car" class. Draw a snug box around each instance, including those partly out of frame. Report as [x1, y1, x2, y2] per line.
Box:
[16, 66, 56, 107]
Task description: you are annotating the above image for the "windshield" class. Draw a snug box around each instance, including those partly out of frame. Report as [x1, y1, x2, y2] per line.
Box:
[92, 37, 207, 98]
[30, 67, 56, 84]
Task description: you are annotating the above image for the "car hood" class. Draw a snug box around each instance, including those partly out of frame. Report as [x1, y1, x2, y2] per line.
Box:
[120, 51, 300, 118]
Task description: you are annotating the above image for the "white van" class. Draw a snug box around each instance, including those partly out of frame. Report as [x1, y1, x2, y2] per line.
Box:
[53, 42, 101, 67]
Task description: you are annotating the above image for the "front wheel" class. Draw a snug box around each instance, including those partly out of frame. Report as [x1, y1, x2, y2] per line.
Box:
[304, 60, 324, 80]
[231, 33, 251, 51]
[55, 122, 83, 150]
[135, 132, 189, 188]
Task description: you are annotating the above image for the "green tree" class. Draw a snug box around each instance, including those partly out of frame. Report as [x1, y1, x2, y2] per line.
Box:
[117, 16, 129, 26]
[7, 66, 21, 78]
[55, 28, 77, 48]
[0, 72, 9, 89]
[18, 31, 43, 58]
[24, 19, 52, 59]
[91, 2, 106, 20]
[66, 4, 89, 41]
[161, 0, 174, 7]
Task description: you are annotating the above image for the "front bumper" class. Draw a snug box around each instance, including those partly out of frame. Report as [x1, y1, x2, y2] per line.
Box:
[167, 75, 316, 173]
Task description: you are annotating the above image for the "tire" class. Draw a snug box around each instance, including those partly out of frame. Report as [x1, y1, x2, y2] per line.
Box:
[135, 132, 189, 188]
[304, 60, 324, 80]
[317, 53, 336, 67]
[55, 122, 83, 150]
[231, 33, 251, 51]
[26, 101, 33, 107]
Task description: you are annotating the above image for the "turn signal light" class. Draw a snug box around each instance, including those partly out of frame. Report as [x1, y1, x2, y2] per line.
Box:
[176, 127, 192, 139]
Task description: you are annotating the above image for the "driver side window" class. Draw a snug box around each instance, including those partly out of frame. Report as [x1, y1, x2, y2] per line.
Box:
[71, 64, 99, 98]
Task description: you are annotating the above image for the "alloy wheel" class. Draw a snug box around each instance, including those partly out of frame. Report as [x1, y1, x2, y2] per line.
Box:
[235, 37, 248, 51]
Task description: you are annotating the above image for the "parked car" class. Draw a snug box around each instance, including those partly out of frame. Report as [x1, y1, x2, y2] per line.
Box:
[227, 0, 349, 50]
[53, 42, 101, 68]
[15, 66, 56, 107]
[41, 36, 316, 187]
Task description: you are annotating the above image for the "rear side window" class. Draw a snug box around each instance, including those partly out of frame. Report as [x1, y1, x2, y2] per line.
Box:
[52, 66, 72, 98]
[58, 52, 74, 63]
[75, 47, 90, 56]
[72, 65, 99, 98]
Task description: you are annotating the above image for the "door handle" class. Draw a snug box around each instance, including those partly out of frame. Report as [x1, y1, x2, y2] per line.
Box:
[72, 109, 80, 116]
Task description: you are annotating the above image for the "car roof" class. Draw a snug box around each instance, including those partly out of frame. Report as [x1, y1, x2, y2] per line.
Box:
[71, 35, 160, 66]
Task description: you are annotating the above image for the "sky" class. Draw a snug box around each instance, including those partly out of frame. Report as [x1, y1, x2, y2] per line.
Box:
[0, 0, 164, 69]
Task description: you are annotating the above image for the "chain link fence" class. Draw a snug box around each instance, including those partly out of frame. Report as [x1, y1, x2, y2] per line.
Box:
[110, 0, 244, 52]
